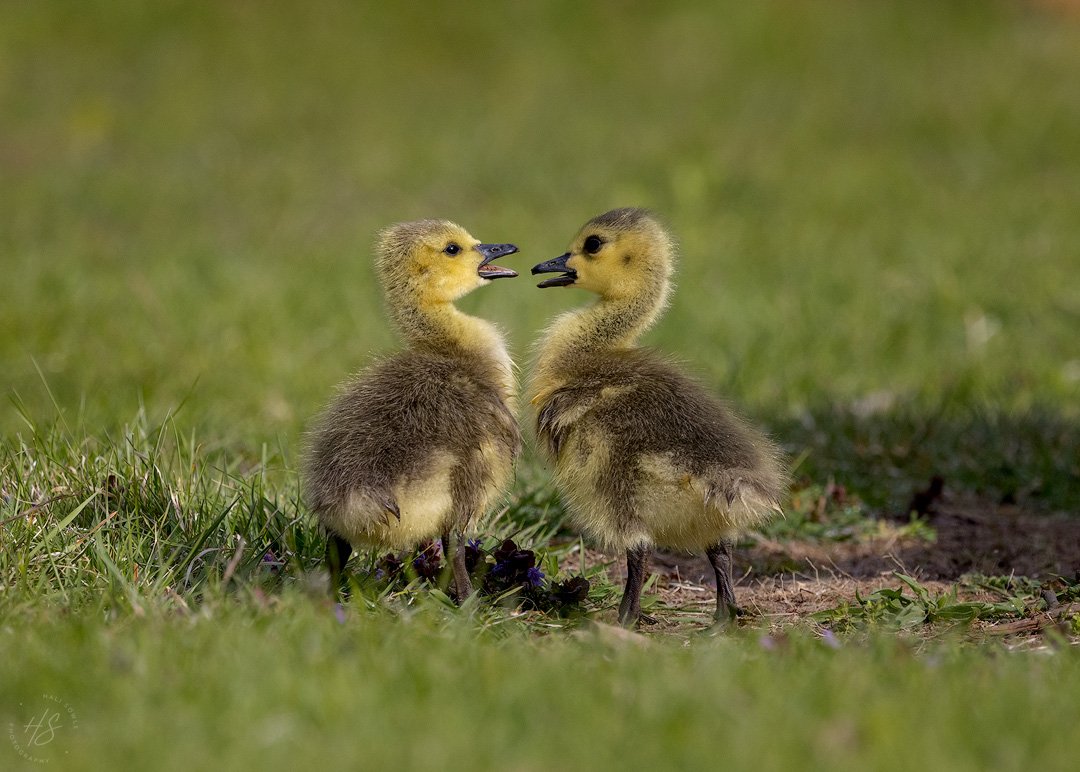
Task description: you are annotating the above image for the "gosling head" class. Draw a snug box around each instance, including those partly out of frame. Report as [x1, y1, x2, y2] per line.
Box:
[377, 220, 518, 306]
[531, 208, 675, 301]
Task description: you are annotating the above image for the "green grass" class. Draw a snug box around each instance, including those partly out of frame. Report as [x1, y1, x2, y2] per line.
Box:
[3, 1, 1080, 770]
[6, 599, 1080, 772]
[3, 1, 1079, 438]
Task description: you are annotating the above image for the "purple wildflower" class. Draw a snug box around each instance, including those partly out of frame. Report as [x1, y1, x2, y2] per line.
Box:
[552, 576, 590, 605]
[377, 553, 404, 583]
[261, 549, 283, 575]
[412, 549, 442, 581]
[464, 539, 484, 573]
[525, 566, 545, 588]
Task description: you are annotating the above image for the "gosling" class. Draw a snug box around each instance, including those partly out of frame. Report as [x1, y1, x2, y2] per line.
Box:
[530, 208, 787, 626]
[304, 220, 521, 599]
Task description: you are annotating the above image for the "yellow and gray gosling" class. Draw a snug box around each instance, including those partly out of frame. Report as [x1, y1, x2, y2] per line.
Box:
[304, 220, 521, 599]
[530, 208, 787, 626]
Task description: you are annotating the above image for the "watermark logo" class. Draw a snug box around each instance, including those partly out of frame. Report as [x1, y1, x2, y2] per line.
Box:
[8, 695, 78, 765]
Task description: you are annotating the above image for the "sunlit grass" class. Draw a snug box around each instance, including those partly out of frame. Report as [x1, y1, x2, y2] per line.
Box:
[4, 597, 1079, 772]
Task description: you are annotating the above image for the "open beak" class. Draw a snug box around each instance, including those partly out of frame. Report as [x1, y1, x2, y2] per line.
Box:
[531, 252, 577, 288]
[476, 243, 519, 280]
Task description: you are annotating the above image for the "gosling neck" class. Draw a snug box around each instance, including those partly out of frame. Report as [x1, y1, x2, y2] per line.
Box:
[541, 279, 670, 363]
[393, 298, 514, 394]
[392, 297, 493, 352]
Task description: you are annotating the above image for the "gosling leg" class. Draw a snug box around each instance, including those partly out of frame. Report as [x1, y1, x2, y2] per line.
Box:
[326, 533, 353, 600]
[618, 544, 650, 627]
[436, 530, 454, 594]
[450, 531, 473, 602]
[706, 538, 740, 621]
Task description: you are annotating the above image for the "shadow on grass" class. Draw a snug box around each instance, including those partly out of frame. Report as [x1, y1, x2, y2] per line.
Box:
[772, 402, 1080, 516]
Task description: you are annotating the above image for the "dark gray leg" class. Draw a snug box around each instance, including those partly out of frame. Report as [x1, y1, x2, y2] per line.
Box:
[451, 531, 473, 602]
[618, 544, 650, 627]
[326, 533, 352, 600]
[446, 464, 481, 603]
[434, 530, 454, 593]
[706, 538, 740, 621]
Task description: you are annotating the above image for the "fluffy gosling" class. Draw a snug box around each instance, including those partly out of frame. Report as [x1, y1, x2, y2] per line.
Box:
[530, 208, 787, 626]
[304, 220, 521, 599]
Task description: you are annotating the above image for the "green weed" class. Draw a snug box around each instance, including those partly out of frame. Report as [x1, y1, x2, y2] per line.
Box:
[812, 573, 1030, 631]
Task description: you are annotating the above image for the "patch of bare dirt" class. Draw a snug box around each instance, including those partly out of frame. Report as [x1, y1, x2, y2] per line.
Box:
[578, 495, 1080, 634]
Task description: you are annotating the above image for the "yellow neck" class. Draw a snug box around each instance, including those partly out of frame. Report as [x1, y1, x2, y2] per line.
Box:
[395, 300, 516, 403]
[532, 280, 669, 398]
[545, 278, 668, 354]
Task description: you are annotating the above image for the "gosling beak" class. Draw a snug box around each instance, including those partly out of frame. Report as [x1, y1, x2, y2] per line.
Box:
[476, 243, 519, 280]
[532, 252, 577, 288]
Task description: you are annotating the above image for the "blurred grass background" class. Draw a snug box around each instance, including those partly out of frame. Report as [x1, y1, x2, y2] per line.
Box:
[4, 0, 1079, 445]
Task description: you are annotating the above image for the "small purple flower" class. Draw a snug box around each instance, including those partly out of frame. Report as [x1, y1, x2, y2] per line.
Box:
[374, 568, 386, 581]
[412, 554, 441, 581]
[552, 576, 590, 605]
[820, 629, 841, 649]
[380, 553, 403, 573]
[333, 604, 347, 624]
[261, 549, 283, 575]
[525, 566, 545, 588]
[464, 539, 484, 573]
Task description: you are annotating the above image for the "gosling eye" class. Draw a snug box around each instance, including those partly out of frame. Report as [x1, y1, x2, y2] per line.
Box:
[583, 235, 603, 255]
[443, 243, 461, 256]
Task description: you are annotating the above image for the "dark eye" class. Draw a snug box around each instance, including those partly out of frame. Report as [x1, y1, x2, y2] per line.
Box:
[444, 243, 461, 256]
[583, 235, 603, 255]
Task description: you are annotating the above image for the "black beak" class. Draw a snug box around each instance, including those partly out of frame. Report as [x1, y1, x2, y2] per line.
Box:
[531, 252, 577, 288]
[476, 243, 519, 280]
